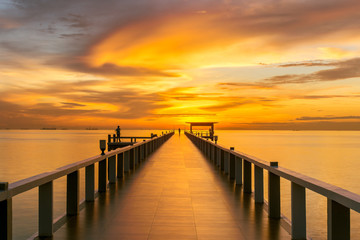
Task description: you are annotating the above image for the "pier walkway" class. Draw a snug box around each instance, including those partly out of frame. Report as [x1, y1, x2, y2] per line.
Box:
[52, 134, 290, 239]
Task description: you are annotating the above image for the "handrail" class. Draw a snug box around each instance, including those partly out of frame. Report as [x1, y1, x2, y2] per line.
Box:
[0, 131, 174, 239]
[185, 131, 359, 239]
[0, 136, 145, 201]
[195, 134, 360, 212]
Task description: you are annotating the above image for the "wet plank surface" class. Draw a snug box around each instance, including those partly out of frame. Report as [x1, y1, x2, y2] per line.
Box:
[53, 134, 291, 239]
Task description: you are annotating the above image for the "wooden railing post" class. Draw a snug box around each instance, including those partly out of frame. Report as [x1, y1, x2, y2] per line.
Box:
[39, 181, 53, 237]
[98, 159, 107, 192]
[291, 182, 306, 239]
[108, 155, 116, 184]
[184, 132, 359, 239]
[140, 144, 144, 161]
[85, 164, 95, 201]
[117, 153, 124, 178]
[130, 148, 135, 170]
[229, 147, 235, 180]
[224, 151, 229, 175]
[327, 199, 350, 240]
[212, 145, 216, 164]
[235, 157, 243, 185]
[207, 142, 211, 158]
[217, 147, 221, 167]
[67, 170, 79, 215]
[268, 162, 280, 218]
[205, 141, 207, 156]
[0, 182, 12, 240]
[220, 150, 225, 171]
[144, 143, 147, 159]
[124, 151, 130, 172]
[135, 147, 139, 165]
[243, 160, 252, 193]
[254, 165, 264, 203]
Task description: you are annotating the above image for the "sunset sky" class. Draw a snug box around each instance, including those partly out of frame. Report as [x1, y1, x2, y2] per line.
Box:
[1, 0, 360, 130]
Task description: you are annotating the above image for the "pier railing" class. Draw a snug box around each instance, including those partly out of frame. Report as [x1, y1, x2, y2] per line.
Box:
[185, 131, 360, 240]
[0, 131, 174, 239]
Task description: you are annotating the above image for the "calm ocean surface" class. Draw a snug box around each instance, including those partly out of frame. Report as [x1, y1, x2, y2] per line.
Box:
[0, 130, 359, 239]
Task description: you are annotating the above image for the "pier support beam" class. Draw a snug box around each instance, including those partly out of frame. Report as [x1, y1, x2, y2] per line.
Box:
[39, 181, 53, 237]
[254, 165, 264, 203]
[67, 170, 79, 215]
[0, 183, 12, 240]
[327, 199, 350, 240]
[268, 162, 280, 218]
[243, 160, 252, 193]
[291, 182, 306, 239]
[85, 164, 95, 201]
[235, 157, 242, 185]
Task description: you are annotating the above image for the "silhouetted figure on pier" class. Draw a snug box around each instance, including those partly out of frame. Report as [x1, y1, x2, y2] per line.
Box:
[116, 126, 121, 142]
[178, 128, 181, 135]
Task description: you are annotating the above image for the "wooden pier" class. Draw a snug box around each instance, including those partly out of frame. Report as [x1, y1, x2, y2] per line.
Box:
[1, 131, 359, 239]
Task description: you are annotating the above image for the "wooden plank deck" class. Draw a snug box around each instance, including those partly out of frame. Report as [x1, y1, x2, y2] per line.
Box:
[52, 134, 291, 240]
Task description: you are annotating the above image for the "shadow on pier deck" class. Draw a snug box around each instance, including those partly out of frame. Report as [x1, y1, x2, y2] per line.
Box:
[53, 134, 290, 240]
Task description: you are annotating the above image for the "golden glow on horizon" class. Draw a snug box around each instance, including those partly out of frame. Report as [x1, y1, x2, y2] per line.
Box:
[1, 0, 360, 129]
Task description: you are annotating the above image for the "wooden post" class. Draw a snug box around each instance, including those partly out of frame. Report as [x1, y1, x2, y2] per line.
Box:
[39, 181, 53, 237]
[98, 159, 107, 192]
[0, 182, 12, 240]
[224, 151, 229, 174]
[217, 147, 221, 167]
[124, 151, 130, 172]
[327, 199, 350, 240]
[291, 182, 306, 239]
[117, 153, 124, 178]
[85, 164, 95, 201]
[135, 147, 138, 165]
[212, 145, 216, 163]
[220, 150, 224, 171]
[235, 157, 242, 185]
[268, 162, 280, 218]
[140, 145, 144, 161]
[67, 170, 79, 215]
[207, 142, 211, 158]
[229, 148, 235, 179]
[130, 148, 135, 170]
[254, 165, 264, 203]
[243, 160, 252, 193]
[145, 142, 148, 158]
[108, 155, 116, 184]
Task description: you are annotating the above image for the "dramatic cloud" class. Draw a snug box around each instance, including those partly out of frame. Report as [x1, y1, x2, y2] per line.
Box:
[1, 0, 360, 129]
[263, 57, 360, 85]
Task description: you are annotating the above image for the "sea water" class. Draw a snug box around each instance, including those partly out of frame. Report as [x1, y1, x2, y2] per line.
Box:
[0, 130, 359, 239]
